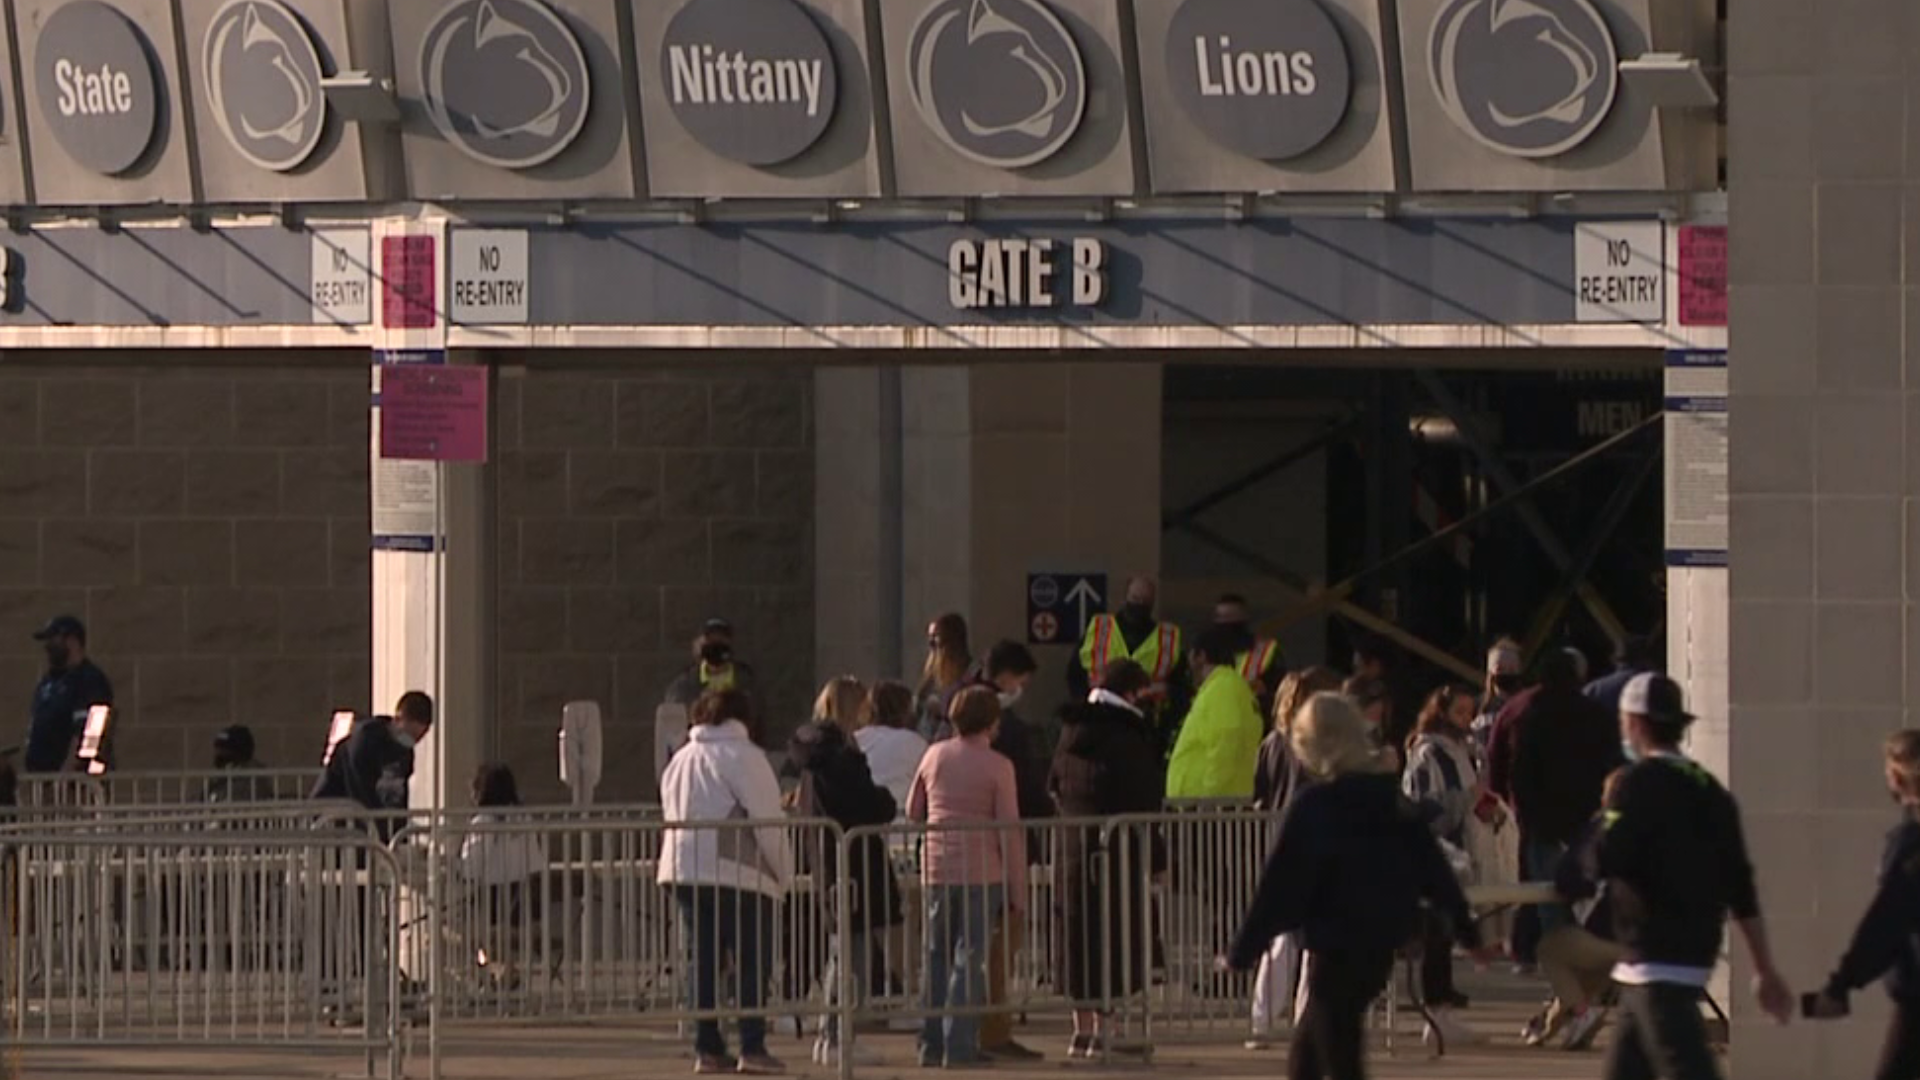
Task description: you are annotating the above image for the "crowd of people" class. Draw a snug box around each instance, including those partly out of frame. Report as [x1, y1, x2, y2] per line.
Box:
[22, 599, 1920, 1080]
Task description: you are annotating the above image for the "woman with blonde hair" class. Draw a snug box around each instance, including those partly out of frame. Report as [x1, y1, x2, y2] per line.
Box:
[813, 675, 868, 729]
[1247, 666, 1343, 1050]
[1225, 693, 1479, 1080]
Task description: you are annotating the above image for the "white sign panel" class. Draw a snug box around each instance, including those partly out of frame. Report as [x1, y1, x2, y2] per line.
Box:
[370, 354, 443, 552]
[1663, 350, 1727, 567]
[310, 229, 372, 326]
[1575, 222, 1665, 324]
[449, 229, 530, 325]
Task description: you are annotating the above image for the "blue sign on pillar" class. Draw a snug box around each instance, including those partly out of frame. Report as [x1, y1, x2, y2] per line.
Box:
[1027, 572, 1107, 646]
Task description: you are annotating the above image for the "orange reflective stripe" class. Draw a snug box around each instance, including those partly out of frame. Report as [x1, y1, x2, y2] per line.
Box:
[1086, 616, 1114, 682]
[1152, 624, 1177, 681]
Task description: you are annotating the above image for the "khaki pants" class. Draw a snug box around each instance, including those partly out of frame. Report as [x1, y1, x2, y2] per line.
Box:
[1538, 926, 1626, 1010]
[981, 919, 1023, 1047]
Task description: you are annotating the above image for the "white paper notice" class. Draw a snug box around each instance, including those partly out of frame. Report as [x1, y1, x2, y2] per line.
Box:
[1663, 350, 1728, 566]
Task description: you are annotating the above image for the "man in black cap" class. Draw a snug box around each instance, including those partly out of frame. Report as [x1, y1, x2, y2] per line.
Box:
[23, 615, 113, 774]
[1593, 673, 1792, 1080]
[663, 617, 757, 710]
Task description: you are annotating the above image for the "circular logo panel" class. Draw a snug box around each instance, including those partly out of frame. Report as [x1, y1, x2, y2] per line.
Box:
[204, 0, 327, 172]
[421, 0, 591, 169]
[906, 0, 1086, 169]
[661, 0, 838, 167]
[1429, 0, 1618, 159]
[33, 0, 160, 176]
[1165, 0, 1350, 161]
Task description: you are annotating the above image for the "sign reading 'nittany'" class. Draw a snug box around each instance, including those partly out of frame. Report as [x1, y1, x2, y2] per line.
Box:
[661, 0, 838, 166]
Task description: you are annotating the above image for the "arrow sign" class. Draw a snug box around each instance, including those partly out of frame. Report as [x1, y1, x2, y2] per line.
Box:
[1066, 577, 1103, 631]
[1028, 571, 1108, 645]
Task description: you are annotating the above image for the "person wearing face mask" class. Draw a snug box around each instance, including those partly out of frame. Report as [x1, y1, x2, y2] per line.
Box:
[1806, 730, 1920, 1078]
[938, 641, 1050, 1061]
[665, 619, 758, 710]
[1071, 578, 1188, 749]
[1214, 594, 1284, 719]
[24, 615, 114, 775]
[1595, 673, 1792, 1080]
[311, 692, 435, 816]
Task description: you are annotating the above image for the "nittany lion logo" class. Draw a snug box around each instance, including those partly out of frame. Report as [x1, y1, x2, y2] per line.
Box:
[907, 0, 1086, 169]
[1430, 0, 1618, 158]
[204, 0, 326, 172]
[421, 0, 590, 169]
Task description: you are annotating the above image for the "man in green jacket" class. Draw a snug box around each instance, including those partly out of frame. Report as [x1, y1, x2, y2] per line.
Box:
[1167, 627, 1264, 801]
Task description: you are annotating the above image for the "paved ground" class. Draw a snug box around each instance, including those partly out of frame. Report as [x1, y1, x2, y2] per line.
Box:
[1, 973, 1651, 1079]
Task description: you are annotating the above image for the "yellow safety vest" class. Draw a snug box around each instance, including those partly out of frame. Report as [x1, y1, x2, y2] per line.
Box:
[1080, 614, 1183, 684]
[1236, 640, 1283, 684]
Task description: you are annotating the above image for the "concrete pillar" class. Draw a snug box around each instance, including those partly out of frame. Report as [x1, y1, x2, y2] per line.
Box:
[815, 361, 1162, 726]
[369, 217, 495, 813]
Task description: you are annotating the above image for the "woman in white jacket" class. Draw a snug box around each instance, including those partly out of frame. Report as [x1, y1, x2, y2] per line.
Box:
[658, 689, 795, 1076]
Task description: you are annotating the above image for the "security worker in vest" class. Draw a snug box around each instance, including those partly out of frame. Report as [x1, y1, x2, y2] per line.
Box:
[1212, 593, 1285, 718]
[1071, 577, 1189, 744]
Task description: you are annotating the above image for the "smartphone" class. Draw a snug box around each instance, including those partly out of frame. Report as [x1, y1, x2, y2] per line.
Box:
[322, 709, 356, 766]
[1802, 992, 1849, 1020]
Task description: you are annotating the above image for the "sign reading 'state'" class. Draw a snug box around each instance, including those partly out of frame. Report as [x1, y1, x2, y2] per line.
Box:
[34, 0, 160, 175]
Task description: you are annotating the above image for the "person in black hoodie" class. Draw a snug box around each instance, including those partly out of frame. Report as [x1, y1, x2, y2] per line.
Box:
[1809, 729, 1920, 1079]
[1225, 692, 1479, 1080]
[787, 715, 901, 1066]
[1598, 674, 1791, 1080]
[1049, 659, 1164, 1060]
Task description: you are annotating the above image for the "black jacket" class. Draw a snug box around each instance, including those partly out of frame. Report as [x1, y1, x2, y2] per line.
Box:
[1825, 815, 1920, 1003]
[1509, 685, 1621, 846]
[1594, 755, 1761, 972]
[1228, 771, 1477, 967]
[787, 721, 903, 928]
[1253, 729, 1315, 815]
[25, 660, 113, 773]
[1050, 700, 1166, 822]
[311, 718, 413, 813]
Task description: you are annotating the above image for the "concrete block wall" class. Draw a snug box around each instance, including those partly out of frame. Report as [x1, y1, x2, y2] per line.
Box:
[1727, 1, 1920, 1075]
[494, 365, 815, 803]
[0, 359, 371, 772]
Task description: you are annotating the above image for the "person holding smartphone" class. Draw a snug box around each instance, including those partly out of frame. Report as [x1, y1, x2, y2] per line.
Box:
[1806, 729, 1920, 1078]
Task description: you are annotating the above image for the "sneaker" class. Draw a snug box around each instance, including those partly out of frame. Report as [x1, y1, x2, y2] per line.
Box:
[1244, 1037, 1274, 1051]
[694, 1055, 738, 1075]
[1522, 1001, 1568, 1048]
[1561, 1007, 1608, 1052]
[985, 1040, 1042, 1062]
[737, 1053, 787, 1076]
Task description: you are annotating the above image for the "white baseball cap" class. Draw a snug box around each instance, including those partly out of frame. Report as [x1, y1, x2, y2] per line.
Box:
[1620, 673, 1694, 724]
[1486, 642, 1522, 677]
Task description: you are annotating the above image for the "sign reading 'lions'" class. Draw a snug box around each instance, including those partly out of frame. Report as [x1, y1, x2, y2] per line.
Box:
[907, 0, 1086, 169]
[421, 0, 591, 169]
[204, 0, 326, 172]
[33, 0, 160, 175]
[661, 0, 838, 166]
[1166, 0, 1351, 161]
[1429, 0, 1618, 158]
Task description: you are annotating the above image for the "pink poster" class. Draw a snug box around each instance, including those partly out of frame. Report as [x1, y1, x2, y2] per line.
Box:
[1678, 225, 1727, 327]
[379, 366, 489, 462]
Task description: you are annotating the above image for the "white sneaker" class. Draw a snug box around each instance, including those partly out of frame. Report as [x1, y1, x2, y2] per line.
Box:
[812, 1040, 880, 1066]
[1561, 1007, 1607, 1051]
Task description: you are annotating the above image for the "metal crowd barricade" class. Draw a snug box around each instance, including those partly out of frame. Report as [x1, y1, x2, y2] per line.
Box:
[382, 813, 844, 1038]
[14, 768, 325, 809]
[0, 829, 403, 1078]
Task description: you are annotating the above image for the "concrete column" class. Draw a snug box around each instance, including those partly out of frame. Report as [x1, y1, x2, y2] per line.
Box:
[815, 362, 1162, 724]
[369, 217, 495, 813]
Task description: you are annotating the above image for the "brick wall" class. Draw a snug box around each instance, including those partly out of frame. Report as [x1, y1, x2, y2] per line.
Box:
[0, 358, 371, 772]
[495, 365, 815, 803]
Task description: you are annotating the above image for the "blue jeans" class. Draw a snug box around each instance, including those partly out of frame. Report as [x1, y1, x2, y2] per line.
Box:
[672, 884, 775, 1059]
[818, 928, 871, 1044]
[922, 884, 1002, 1063]
[1525, 840, 1573, 937]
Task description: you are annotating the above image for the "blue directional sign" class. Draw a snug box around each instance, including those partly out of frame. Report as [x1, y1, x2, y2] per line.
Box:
[1027, 571, 1107, 646]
